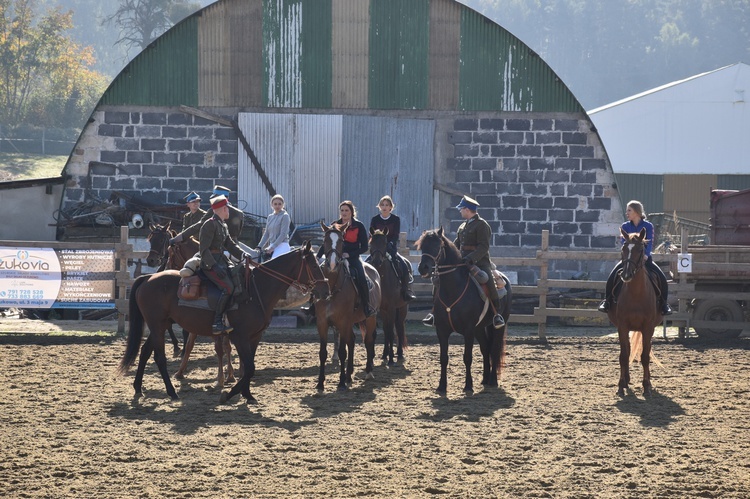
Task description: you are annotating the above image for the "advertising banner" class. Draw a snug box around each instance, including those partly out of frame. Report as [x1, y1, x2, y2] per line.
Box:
[0, 247, 116, 309]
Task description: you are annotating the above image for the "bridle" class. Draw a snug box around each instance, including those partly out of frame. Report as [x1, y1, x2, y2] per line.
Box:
[620, 239, 646, 281]
[246, 249, 327, 297]
[421, 240, 466, 278]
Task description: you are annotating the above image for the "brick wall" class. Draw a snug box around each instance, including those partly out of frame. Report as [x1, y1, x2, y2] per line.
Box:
[62, 108, 239, 209]
[442, 115, 623, 281]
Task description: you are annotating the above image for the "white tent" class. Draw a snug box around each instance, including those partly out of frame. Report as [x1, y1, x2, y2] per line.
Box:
[589, 63, 750, 175]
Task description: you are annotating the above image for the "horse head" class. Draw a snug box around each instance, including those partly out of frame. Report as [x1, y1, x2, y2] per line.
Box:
[619, 227, 648, 283]
[320, 221, 348, 272]
[415, 227, 461, 277]
[368, 227, 389, 267]
[146, 222, 173, 267]
[300, 241, 330, 302]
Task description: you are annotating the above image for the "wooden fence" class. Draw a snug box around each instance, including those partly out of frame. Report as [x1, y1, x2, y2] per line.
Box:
[8, 227, 747, 340]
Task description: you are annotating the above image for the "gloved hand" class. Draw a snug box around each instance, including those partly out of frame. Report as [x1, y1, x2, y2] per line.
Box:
[386, 241, 398, 257]
[169, 233, 183, 246]
[212, 265, 226, 279]
[462, 257, 473, 266]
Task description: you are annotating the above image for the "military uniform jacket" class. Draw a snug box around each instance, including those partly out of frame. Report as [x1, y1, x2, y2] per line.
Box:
[455, 214, 492, 269]
[183, 204, 245, 241]
[199, 215, 244, 270]
[181, 209, 206, 233]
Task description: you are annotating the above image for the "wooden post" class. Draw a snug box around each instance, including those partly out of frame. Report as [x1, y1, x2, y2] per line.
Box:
[116, 226, 131, 335]
[537, 230, 549, 341]
[399, 232, 409, 256]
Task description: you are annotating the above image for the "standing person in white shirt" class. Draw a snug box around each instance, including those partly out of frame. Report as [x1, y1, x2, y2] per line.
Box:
[257, 194, 291, 261]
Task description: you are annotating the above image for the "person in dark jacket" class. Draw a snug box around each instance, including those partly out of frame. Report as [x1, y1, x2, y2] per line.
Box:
[368, 195, 415, 301]
[318, 200, 373, 316]
[171, 185, 245, 244]
[199, 195, 250, 334]
[598, 199, 672, 315]
[180, 191, 206, 232]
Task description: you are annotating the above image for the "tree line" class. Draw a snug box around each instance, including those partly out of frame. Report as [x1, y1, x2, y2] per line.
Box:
[1, 0, 748, 131]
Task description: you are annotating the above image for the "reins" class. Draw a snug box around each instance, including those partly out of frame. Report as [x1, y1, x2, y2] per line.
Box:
[423, 239, 474, 331]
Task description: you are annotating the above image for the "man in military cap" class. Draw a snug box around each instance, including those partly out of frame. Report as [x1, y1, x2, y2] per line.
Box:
[423, 195, 505, 329]
[199, 195, 251, 334]
[180, 191, 206, 232]
[171, 185, 245, 245]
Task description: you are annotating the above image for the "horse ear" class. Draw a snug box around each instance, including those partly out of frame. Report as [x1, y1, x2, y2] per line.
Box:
[369, 226, 375, 236]
[342, 222, 350, 231]
[639, 228, 647, 239]
[149, 223, 155, 231]
[620, 228, 629, 239]
[303, 240, 311, 252]
[438, 226, 444, 238]
[320, 220, 328, 232]
[166, 221, 171, 230]
[383, 227, 388, 236]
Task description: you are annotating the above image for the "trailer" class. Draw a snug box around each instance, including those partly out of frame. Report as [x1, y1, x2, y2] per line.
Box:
[657, 189, 750, 340]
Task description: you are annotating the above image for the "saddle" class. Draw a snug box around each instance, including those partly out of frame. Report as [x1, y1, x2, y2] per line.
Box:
[177, 266, 243, 312]
[612, 266, 664, 304]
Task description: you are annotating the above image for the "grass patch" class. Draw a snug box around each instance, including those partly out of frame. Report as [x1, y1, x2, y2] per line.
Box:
[0, 152, 68, 181]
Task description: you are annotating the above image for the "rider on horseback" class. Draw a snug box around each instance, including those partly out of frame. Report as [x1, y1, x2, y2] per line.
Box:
[199, 195, 251, 335]
[368, 195, 416, 302]
[423, 196, 505, 329]
[598, 200, 672, 315]
[171, 185, 245, 245]
[180, 191, 206, 232]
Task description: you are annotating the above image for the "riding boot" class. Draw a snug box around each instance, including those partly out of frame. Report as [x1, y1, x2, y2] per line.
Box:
[358, 278, 373, 316]
[492, 297, 505, 329]
[212, 292, 233, 335]
[598, 270, 616, 313]
[401, 273, 416, 302]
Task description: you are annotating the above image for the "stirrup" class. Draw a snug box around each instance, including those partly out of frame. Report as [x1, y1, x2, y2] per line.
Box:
[493, 314, 505, 329]
[212, 317, 232, 335]
[422, 313, 434, 326]
[661, 303, 673, 316]
[598, 300, 609, 313]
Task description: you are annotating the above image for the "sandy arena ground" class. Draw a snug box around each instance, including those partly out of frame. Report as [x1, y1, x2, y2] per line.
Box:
[0, 318, 748, 498]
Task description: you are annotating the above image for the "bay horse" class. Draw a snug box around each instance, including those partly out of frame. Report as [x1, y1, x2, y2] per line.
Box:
[607, 228, 663, 397]
[147, 223, 234, 387]
[119, 241, 329, 403]
[368, 228, 408, 366]
[416, 228, 511, 394]
[315, 222, 381, 391]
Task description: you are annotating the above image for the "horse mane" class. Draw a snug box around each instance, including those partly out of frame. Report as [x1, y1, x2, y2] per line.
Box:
[415, 229, 462, 264]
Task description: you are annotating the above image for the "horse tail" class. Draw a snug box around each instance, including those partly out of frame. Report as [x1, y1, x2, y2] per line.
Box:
[494, 278, 512, 373]
[629, 331, 663, 368]
[118, 274, 149, 374]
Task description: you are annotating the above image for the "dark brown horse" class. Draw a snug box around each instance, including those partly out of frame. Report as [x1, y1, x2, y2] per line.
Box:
[315, 222, 381, 391]
[119, 242, 329, 403]
[146, 222, 187, 356]
[147, 223, 235, 386]
[368, 228, 408, 366]
[607, 228, 663, 397]
[416, 228, 511, 394]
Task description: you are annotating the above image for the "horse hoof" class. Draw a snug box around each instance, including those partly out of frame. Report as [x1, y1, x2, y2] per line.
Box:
[220, 392, 230, 404]
[337, 384, 348, 392]
[387, 360, 396, 367]
[173, 350, 182, 358]
[617, 388, 626, 397]
[246, 396, 258, 405]
[174, 373, 185, 380]
[464, 387, 474, 394]
[366, 372, 375, 380]
[170, 394, 179, 401]
[435, 387, 447, 395]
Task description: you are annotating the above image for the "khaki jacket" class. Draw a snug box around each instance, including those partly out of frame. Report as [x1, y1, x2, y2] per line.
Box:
[181, 209, 206, 233]
[199, 215, 244, 270]
[454, 214, 492, 269]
